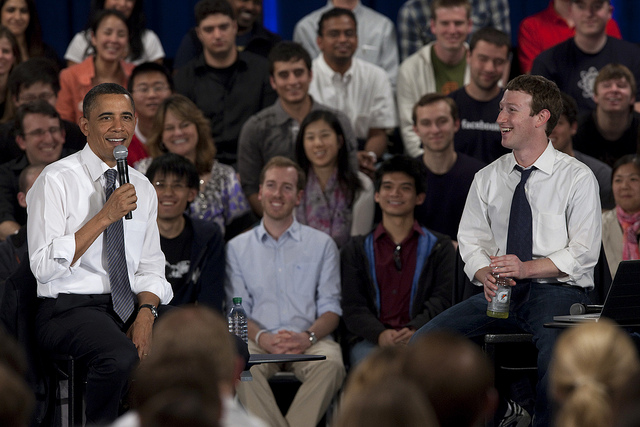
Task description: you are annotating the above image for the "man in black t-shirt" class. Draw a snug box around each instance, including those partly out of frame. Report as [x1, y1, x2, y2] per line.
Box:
[412, 93, 484, 243]
[146, 153, 226, 312]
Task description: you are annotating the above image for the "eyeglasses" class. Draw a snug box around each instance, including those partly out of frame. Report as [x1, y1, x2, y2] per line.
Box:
[24, 126, 62, 138]
[153, 181, 188, 192]
[133, 84, 170, 95]
[18, 92, 56, 103]
[393, 244, 402, 272]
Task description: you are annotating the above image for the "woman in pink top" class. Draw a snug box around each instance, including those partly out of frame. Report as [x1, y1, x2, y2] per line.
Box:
[57, 9, 134, 123]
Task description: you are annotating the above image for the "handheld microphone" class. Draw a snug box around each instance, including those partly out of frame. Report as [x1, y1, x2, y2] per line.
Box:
[113, 145, 132, 220]
[569, 303, 604, 315]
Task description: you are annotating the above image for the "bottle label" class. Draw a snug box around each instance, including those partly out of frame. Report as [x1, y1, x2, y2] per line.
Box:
[487, 286, 511, 312]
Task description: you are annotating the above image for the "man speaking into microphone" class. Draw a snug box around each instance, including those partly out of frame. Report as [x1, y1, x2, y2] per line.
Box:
[27, 83, 173, 424]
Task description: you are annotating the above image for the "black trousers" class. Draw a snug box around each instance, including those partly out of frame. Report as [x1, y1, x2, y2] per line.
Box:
[36, 294, 138, 425]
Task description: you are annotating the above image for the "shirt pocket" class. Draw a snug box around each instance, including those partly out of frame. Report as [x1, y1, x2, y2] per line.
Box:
[289, 262, 318, 314]
[124, 219, 147, 271]
[534, 213, 568, 252]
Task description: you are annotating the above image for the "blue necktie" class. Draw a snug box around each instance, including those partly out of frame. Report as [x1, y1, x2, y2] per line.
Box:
[507, 165, 535, 308]
[104, 169, 135, 322]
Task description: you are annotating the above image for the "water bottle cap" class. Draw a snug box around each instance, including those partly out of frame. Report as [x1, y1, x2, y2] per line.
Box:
[232, 297, 242, 305]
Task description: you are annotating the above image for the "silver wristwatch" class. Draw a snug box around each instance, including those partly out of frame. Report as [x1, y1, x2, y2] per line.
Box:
[305, 330, 318, 346]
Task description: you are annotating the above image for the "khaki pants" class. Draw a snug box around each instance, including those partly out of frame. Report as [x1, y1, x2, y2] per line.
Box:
[237, 338, 345, 427]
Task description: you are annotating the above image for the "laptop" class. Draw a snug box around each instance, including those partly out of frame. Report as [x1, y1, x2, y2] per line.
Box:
[553, 260, 640, 325]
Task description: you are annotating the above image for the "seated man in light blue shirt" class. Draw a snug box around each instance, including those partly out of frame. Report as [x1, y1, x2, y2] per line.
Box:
[226, 156, 345, 427]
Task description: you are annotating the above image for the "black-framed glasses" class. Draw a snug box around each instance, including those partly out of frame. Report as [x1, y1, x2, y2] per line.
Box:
[393, 245, 402, 271]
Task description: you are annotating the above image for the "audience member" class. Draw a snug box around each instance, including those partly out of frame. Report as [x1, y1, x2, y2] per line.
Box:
[517, 0, 622, 73]
[308, 7, 395, 177]
[0, 0, 59, 66]
[341, 155, 454, 365]
[550, 92, 614, 209]
[397, 0, 471, 157]
[613, 371, 640, 427]
[0, 363, 33, 427]
[174, 0, 276, 166]
[448, 27, 509, 163]
[0, 101, 75, 240]
[174, 0, 281, 69]
[0, 322, 28, 376]
[226, 156, 345, 427]
[0, 26, 19, 119]
[531, 0, 640, 116]
[27, 84, 173, 424]
[550, 319, 640, 427]
[412, 75, 601, 427]
[0, 163, 41, 280]
[403, 331, 498, 427]
[295, 110, 373, 248]
[145, 154, 225, 311]
[397, 0, 510, 62]
[237, 41, 357, 216]
[138, 389, 220, 427]
[573, 63, 640, 168]
[412, 94, 484, 241]
[127, 62, 173, 166]
[0, 58, 85, 164]
[136, 94, 251, 239]
[113, 306, 265, 427]
[57, 9, 135, 123]
[293, 0, 398, 88]
[340, 345, 408, 400]
[602, 155, 640, 277]
[334, 376, 439, 427]
[0, 328, 33, 427]
[65, 0, 164, 66]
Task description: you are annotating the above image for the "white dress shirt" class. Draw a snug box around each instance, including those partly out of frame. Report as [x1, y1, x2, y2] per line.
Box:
[27, 144, 173, 303]
[309, 55, 397, 142]
[293, 0, 399, 88]
[458, 142, 601, 289]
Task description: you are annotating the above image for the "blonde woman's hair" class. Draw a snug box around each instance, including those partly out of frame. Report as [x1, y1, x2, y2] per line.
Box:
[147, 94, 215, 175]
[550, 319, 640, 427]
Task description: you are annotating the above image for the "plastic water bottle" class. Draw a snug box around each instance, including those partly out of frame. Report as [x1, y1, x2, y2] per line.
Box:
[486, 273, 511, 319]
[228, 297, 248, 343]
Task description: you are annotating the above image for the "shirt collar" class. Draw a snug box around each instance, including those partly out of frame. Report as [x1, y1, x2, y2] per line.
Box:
[507, 140, 556, 177]
[256, 217, 302, 243]
[273, 99, 296, 126]
[373, 220, 425, 242]
[317, 54, 354, 82]
[80, 143, 114, 183]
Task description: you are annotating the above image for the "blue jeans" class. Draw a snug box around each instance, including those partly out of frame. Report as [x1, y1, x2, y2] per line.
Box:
[412, 283, 590, 427]
[349, 339, 378, 367]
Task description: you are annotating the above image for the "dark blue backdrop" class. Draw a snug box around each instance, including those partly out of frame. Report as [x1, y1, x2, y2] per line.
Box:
[36, 0, 638, 62]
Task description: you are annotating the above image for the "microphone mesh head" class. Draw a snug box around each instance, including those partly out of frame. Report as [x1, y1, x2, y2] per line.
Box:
[113, 145, 128, 160]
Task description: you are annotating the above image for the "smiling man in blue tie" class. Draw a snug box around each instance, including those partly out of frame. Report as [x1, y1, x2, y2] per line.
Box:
[27, 83, 173, 425]
[412, 74, 601, 427]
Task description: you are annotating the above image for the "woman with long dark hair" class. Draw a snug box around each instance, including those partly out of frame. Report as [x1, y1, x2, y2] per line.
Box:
[57, 9, 134, 123]
[295, 110, 374, 247]
[0, 25, 19, 118]
[64, 0, 164, 66]
[0, 0, 58, 64]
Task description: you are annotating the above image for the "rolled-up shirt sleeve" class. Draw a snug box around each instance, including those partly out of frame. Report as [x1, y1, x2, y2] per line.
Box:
[28, 169, 82, 283]
[545, 167, 601, 283]
[27, 148, 173, 303]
